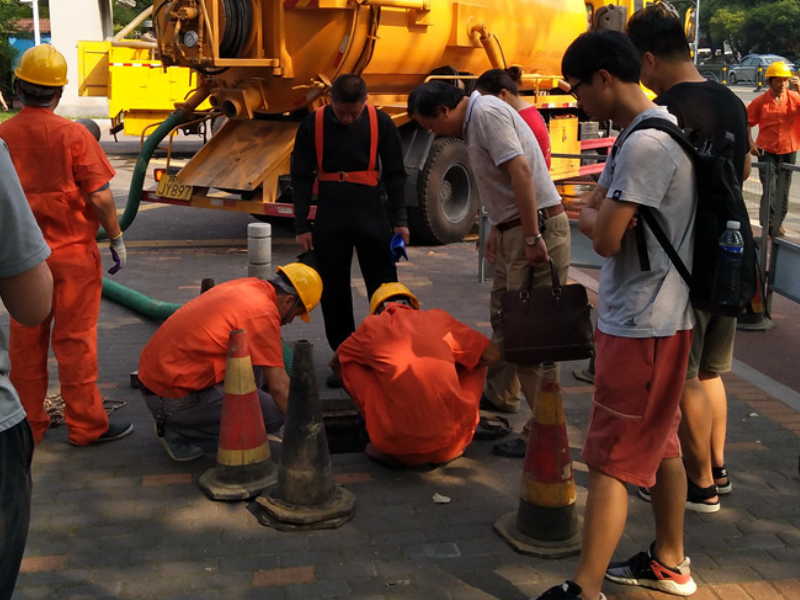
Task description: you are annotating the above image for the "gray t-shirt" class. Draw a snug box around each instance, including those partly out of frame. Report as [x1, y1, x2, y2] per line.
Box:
[463, 92, 561, 226]
[0, 140, 51, 432]
[597, 107, 696, 338]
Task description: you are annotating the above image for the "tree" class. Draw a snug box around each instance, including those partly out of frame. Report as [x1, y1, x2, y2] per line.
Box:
[113, 0, 150, 33]
[742, 0, 800, 58]
[710, 7, 747, 55]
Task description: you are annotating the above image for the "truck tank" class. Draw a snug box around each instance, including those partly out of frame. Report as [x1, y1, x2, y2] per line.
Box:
[151, 0, 592, 243]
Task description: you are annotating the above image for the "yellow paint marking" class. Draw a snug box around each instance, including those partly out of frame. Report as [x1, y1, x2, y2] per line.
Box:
[217, 444, 269, 466]
[116, 203, 169, 215]
[223, 356, 257, 395]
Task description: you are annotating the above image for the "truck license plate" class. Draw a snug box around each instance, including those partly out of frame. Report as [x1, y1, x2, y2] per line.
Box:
[156, 174, 193, 201]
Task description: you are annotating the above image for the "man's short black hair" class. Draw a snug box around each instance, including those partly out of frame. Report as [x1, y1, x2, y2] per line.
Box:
[476, 69, 519, 96]
[330, 74, 367, 103]
[562, 31, 642, 85]
[627, 5, 691, 61]
[407, 81, 465, 118]
[15, 79, 60, 107]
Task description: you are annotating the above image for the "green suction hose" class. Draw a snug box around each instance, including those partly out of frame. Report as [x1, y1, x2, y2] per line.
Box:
[102, 277, 182, 321]
[97, 109, 195, 240]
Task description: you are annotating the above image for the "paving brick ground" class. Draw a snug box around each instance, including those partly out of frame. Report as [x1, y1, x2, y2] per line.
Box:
[5, 234, 800, 600]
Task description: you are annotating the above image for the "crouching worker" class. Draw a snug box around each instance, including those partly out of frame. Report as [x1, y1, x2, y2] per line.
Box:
[333, 283, 500, 467]
[137, 263, 322, 462]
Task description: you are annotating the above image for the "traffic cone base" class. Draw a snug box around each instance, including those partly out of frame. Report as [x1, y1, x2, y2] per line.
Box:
[198, 461, 278, 502]
[494, 510, 581, 559]
[251, 340, 356, 531]
[253, 485, 355, 531]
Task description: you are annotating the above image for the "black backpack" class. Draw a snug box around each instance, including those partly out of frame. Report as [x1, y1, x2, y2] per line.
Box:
[619, 117, 756, 317]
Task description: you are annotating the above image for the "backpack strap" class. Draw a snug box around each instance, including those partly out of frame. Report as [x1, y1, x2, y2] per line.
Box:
[619, 117, 695, 288]
[639, 207, 693, 288]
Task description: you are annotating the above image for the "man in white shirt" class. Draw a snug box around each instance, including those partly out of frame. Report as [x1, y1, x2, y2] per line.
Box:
[408, 81, 570, 447]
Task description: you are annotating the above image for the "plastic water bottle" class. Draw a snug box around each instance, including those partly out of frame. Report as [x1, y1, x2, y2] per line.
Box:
[717, 220, 744, 307]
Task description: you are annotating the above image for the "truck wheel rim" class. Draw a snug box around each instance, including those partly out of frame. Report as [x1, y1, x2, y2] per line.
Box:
[439, 163, 472, 225]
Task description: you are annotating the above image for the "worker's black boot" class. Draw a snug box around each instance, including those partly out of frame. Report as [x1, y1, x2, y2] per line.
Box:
[325, 372, 342, 388]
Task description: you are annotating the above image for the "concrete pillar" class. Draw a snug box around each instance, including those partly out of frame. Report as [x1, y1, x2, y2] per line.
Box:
[48, 0, 112, 117]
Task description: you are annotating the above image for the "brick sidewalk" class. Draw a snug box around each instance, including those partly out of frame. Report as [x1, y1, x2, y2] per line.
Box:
[8, 240, 800, 600]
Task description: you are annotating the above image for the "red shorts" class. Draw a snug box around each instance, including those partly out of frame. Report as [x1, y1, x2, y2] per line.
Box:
[582, 329, 692, 488]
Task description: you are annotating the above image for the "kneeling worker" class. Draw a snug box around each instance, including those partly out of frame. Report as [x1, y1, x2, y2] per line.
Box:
[334, 283, 499, 467]
[137, 263, 322, 462]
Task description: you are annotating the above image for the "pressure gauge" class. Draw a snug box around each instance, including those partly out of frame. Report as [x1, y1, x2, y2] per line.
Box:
[182, 30, 199, 48]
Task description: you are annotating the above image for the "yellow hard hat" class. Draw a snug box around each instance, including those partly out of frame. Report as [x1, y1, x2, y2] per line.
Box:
[766, 62, 793, 80]
[15, 44, 68, 87]
[276, 262, 322, 323]
[369, 282, 420, 315]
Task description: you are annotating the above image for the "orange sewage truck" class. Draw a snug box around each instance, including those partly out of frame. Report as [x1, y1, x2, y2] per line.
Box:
[146, 0, 657, 243]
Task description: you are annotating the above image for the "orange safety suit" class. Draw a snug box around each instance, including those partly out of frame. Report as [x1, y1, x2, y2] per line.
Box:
[337, 304, 490, 466]
[138, 278, 284, 399]
[0, 107, 115, 445]
[747, 89, 800, 155]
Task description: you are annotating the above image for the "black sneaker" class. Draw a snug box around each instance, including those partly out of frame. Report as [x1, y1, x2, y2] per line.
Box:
[637, 486, 652, 502]
[605, 544, 697, 596]
[157, 426, 204, 462]
[71, 422, 134, 446]
[713, 465, 733, 495]
[686, 479, 720, 513]
[531, 581, 606, 600]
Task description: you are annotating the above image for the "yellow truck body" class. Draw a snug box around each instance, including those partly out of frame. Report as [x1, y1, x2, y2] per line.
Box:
[77, 40, 212, 136]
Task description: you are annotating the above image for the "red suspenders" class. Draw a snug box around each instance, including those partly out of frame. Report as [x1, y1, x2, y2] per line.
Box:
[314, 104, 380, 188]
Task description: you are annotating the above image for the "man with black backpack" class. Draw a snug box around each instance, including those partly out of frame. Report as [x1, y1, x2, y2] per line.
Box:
[627, 5, 754, 514]
[531, 31, 698, 600]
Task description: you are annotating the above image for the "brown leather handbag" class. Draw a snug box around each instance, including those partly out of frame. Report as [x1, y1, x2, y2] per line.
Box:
[501, 260, 594, 364]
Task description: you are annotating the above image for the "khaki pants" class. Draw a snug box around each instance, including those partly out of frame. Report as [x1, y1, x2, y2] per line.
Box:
[485, 211, 571, 412]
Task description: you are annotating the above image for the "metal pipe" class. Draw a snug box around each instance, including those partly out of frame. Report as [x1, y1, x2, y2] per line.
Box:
[110, 40, 158, 50]
[112, 5, 154, 41]
[477, 206, 489, 283]
[471, 25, 506, 69]
[361, 0, 429, 9]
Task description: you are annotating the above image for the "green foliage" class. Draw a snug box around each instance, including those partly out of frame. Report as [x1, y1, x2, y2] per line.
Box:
[710, 8, 747, 54]
[113, 0, 151, 34]
[742, 0, 800, 57]
[703, 0, 800, 57]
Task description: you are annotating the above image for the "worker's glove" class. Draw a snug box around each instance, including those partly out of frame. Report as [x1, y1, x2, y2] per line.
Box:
[108, 233, 127, 275]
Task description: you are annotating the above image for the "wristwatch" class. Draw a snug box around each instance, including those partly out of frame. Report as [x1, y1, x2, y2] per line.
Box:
[524, 233, 543, 246]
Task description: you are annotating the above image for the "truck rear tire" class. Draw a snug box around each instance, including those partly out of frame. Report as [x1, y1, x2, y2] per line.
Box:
[409, 137, 478, 245]
[77, 119, 101, 141]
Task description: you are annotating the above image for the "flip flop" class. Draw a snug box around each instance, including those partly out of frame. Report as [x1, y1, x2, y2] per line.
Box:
[474, 416, 512, 440]
[492, 437, 527, 458]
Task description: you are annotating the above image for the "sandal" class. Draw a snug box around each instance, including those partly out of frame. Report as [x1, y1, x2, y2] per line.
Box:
[686, 479, 720, 513]
[492, 437, 527, 458]
[474, 416, 512, 440]
[713, 465, 732, 495]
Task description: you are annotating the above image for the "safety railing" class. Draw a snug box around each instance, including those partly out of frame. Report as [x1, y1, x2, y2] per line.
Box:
[751, 160, 800, 317]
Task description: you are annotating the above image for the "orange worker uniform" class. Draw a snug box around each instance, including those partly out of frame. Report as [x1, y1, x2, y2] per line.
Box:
[747, 89, 800, 155]
[0, 107, 115, 445]
[337, 304, 490, 466]
[138, 278, 284, 399]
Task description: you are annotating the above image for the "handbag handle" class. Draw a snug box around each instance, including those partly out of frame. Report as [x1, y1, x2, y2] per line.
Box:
[526, 259, 562, 299]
